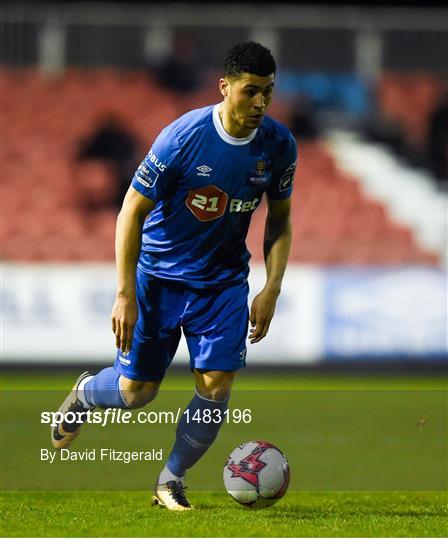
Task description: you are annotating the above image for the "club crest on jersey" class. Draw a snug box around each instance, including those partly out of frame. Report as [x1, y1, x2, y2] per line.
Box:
[247, 159, 270, 186]
[256, 160, 266, 175]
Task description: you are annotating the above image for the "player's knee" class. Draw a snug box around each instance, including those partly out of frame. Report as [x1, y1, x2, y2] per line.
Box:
[194, 370, 235, 401]
[198, 386, 230, 402]
[123, 391, 157, 409]
[119, 377, 161, 409]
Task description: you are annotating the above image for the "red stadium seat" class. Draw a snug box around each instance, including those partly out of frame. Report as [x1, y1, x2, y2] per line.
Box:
[378, 72, 445, 148]
[1, 69, 439, 266]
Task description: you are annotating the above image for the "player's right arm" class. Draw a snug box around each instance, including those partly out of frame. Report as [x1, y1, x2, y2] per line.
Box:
[111, 187, 155, 354]
[112, 125, 181, 353]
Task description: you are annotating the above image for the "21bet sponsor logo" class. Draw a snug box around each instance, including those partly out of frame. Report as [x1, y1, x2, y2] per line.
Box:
[186, 185, 260, 222]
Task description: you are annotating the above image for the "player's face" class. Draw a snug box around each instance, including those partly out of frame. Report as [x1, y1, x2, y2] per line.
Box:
[222, 73, 275, 131]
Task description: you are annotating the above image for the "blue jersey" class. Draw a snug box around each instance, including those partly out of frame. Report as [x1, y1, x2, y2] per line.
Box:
[131, 103, 297, 289]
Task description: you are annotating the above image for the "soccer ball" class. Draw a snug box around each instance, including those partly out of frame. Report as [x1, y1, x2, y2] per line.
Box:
[223, 441, 290, 508]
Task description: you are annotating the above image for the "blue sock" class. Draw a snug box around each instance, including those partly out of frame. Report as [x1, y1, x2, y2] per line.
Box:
[166, 390, 229, 478]
[83, 367, 128, 409]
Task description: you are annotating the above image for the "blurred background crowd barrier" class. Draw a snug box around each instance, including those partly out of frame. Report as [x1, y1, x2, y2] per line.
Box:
[1, 2, 447, 366]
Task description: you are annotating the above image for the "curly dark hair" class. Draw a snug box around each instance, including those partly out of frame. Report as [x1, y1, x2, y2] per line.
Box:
[224, 41, 276, 78]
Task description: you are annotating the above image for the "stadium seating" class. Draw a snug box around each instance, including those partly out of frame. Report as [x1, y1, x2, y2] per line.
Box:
[1, 68, 439, 265]
[377, 72, 445, 149]
[247, 140, 438, 265]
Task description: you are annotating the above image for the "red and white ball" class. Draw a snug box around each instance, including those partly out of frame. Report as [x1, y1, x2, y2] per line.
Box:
[223, 441, 290, 508]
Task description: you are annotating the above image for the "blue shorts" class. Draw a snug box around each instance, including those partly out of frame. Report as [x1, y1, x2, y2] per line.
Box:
[114, 268, 249, 382]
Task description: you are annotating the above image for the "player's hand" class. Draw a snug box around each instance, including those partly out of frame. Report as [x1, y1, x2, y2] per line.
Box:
[111, 294, 138, 355]
[249, 287, 279, 344]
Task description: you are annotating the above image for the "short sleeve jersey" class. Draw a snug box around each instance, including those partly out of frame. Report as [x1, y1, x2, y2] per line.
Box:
[132, 103, 297, 289]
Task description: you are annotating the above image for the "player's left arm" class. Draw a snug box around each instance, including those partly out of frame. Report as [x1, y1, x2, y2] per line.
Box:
[249, 197, 292, 344]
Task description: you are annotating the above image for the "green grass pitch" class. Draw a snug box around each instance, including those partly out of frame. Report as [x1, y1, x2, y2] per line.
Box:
[1, 370, 447, 537]
[2, 490, 446, 537]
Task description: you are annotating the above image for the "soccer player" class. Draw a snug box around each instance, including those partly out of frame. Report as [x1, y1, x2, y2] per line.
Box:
[52, 41, 297, 511]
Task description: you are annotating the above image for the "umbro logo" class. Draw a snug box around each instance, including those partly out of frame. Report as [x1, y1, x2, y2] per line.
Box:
[196, 165, 212, 177]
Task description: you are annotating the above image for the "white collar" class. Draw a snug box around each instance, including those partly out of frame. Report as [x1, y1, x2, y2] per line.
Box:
[212, 103, 258, 146]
